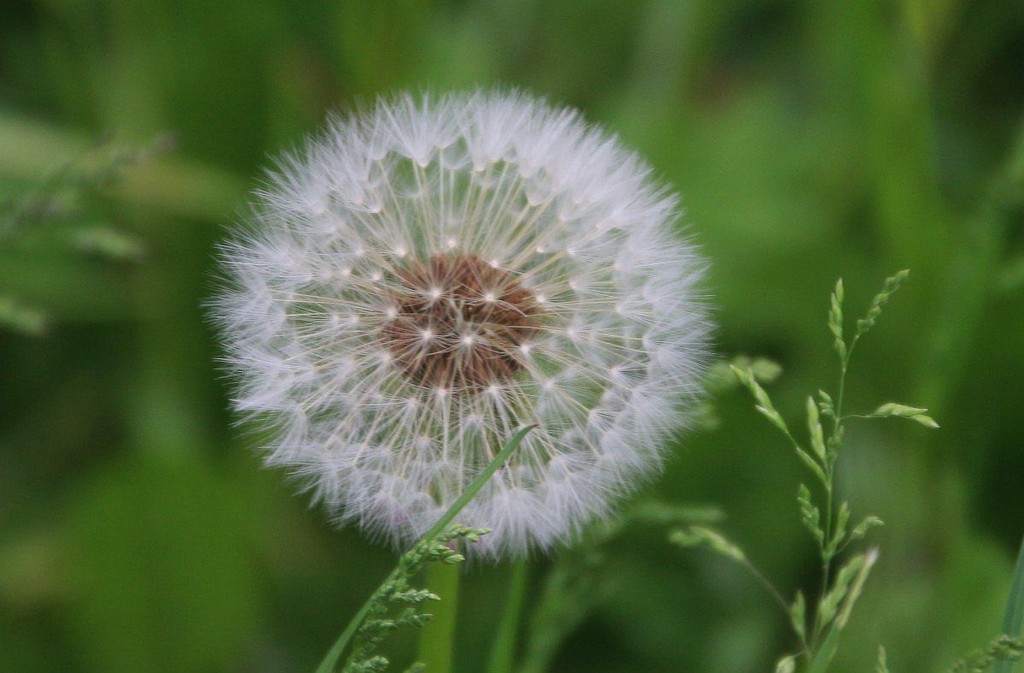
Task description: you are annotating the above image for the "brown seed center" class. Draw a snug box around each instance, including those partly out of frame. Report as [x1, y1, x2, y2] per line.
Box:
[380, 254, 542, 391]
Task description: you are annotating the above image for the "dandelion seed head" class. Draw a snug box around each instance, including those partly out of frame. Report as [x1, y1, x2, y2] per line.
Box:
[212, 90, 711, 559]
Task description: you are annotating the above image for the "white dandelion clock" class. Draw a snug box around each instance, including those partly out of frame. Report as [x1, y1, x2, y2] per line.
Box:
[213, 90, 711, 559]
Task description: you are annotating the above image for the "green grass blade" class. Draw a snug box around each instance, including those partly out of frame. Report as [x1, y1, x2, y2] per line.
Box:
[993, 532, 1024, 673]
[487, 560, 530, 673]
[314, 425, 535, 673]
[419, 425, 536, 544]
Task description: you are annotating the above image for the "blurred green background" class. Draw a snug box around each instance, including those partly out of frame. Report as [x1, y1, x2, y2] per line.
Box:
[2, 1, 1023, 671]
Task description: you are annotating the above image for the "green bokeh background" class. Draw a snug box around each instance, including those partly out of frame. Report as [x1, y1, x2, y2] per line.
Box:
[2, 1, 1023, 671]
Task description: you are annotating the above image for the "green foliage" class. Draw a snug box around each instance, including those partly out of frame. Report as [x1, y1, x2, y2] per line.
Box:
[945, 635, 1024, 673]
[0, 133, 171, 243]
[2, 1, 1023, 672]
[726, 272, 936, 671]
[339, 525, 487, 673]
[317, 426, 534, 673]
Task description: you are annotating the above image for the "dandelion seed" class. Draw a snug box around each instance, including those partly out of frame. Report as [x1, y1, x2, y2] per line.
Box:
[212, 90, 711, 559]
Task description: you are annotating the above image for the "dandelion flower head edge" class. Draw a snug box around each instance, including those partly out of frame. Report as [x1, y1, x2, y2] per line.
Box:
[213, 90, 712, 559]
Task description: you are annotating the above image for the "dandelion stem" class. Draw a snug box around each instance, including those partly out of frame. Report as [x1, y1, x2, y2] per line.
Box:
[487, 560, 530, 673]
[418, 560, 461, 673]
[414, 426, 536, 673]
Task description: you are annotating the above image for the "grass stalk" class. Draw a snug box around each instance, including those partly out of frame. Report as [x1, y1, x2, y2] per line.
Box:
[313, 425, 535, 673]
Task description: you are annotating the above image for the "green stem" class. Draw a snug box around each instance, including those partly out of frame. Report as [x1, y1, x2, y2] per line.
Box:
[418, 560, 462, 673]
[487, 561, 530, 673]
[813, 355, 850, 651]
[738, 557, 797, 636]
[835, 335, 859, 427]
[816, 486, 834, 647]
[314, 425, 535, 673]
